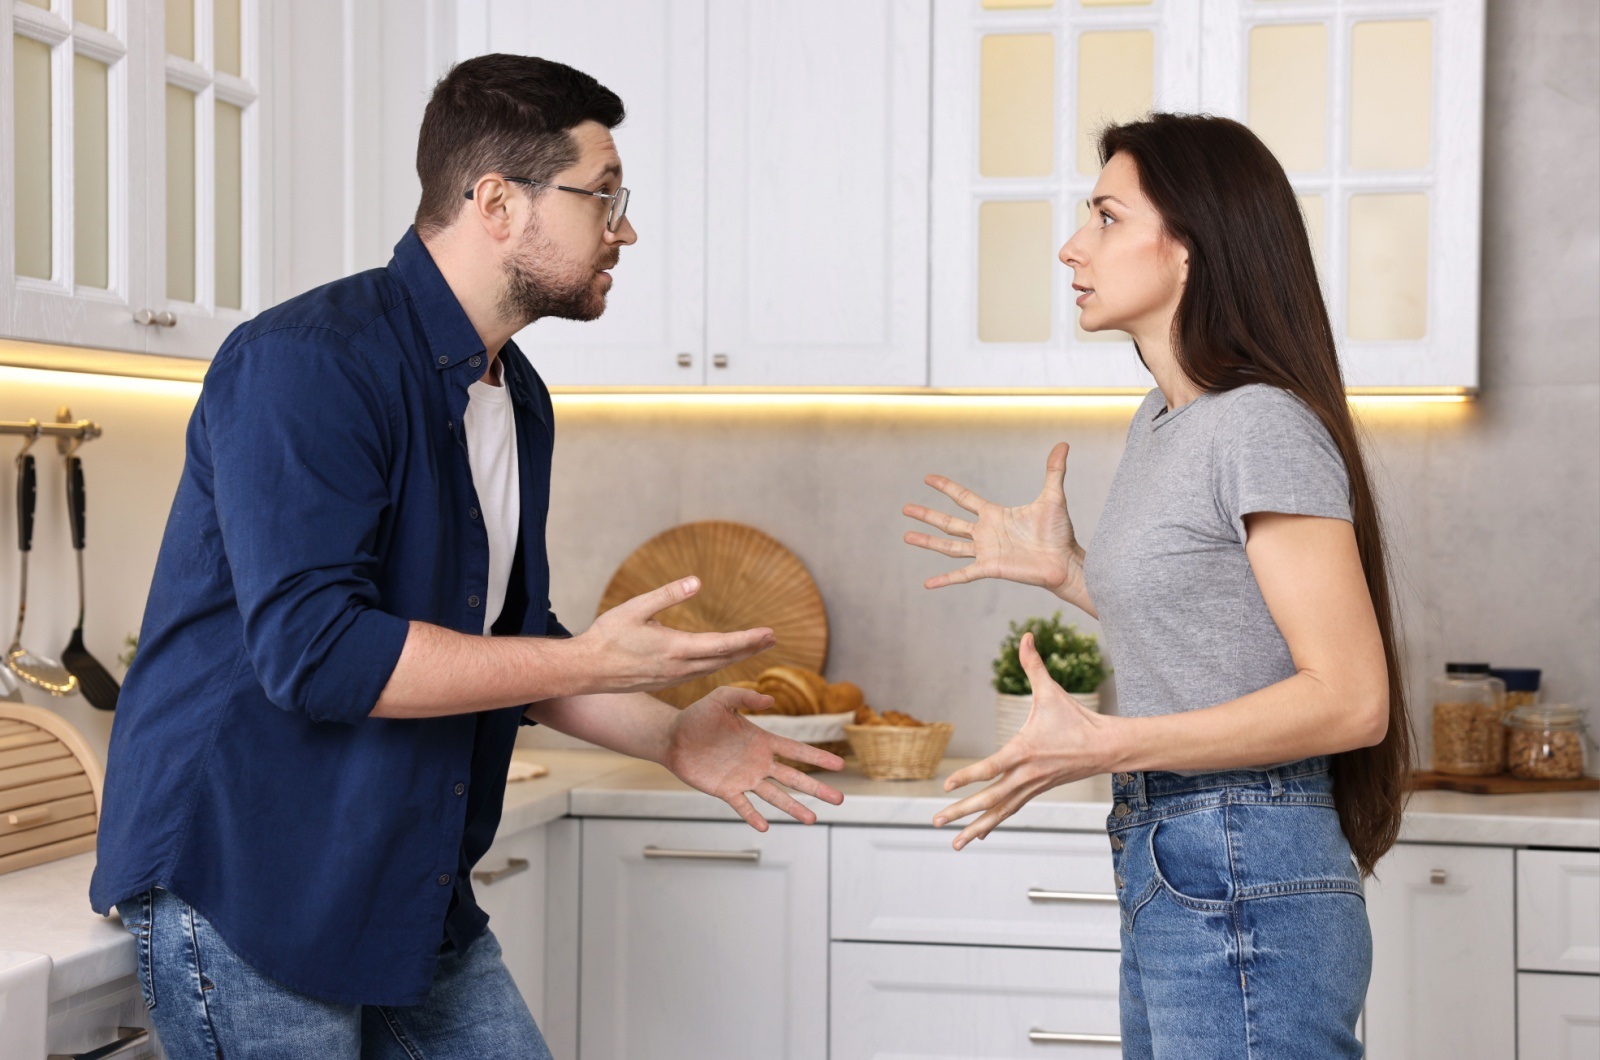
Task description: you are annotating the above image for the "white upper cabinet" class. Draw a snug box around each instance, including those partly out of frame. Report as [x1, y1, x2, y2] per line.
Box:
[3, 0, 273, 359]
[704, 0, 930, 387]
[455, 0, 709, 387]
[930, 0, 1200, 389]
[1200, 0, 1486, 390]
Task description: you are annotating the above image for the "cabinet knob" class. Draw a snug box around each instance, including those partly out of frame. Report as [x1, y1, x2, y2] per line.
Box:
[1429, 869, 1448, 885]
[712, 353, 729, 369]
[134, 309, 178, 327]
[676, 353, 693, 368]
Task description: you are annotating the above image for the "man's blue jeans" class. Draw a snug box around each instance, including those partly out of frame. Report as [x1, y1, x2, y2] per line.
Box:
[116, 888, 552, 1059]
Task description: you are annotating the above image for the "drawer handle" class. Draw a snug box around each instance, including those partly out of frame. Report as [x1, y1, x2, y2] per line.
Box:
[1027, 888, 1118, 904]
[642, 846, 761, 863]
[472, 857, 529, 886]
[7, 805, 52, 827]
[49, 1026, 149, 1059]
[1028, 1029, 1121, 1046]
[1429, 869, 1448, 886]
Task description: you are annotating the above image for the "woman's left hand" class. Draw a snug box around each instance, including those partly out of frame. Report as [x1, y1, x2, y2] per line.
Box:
[933, 632, 1120, 850]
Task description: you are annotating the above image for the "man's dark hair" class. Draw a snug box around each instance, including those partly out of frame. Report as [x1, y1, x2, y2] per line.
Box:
[414, 54, 625, 235]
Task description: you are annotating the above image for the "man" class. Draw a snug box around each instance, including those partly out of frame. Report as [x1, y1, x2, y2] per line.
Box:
[90, 54, 843, 1059]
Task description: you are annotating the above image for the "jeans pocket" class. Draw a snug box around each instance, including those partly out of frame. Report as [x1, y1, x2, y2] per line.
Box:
[116, 890, 158, 1010]
[1148, 808, 1235, 910]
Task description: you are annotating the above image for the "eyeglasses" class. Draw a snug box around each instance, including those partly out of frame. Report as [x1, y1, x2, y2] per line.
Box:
[465, 176, 631, 233]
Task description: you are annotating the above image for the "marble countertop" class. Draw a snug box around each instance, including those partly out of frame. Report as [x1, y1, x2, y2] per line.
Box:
[3, 748, 1592, 1005]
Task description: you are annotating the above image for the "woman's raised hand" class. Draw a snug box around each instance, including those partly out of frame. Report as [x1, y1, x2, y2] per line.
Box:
[903, 442, 1085, 598]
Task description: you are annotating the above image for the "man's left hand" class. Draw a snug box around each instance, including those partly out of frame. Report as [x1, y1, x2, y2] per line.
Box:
[663, 686, 845, 830]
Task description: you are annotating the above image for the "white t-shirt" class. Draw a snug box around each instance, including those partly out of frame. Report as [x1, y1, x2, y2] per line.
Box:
[462, 364, 521, 635]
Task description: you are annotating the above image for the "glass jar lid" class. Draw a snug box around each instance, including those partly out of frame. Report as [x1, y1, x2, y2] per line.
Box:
[1502, 703, 1588, 731]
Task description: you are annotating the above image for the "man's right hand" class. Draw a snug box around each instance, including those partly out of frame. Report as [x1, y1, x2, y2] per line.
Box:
[572, 576, 776, 694]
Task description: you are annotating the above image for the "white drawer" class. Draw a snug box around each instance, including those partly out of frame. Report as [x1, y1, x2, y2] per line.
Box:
[1517, 972, 1600, 1060]
[831, 826, 1119, 950]
[831, 941, 1121, 1059]
[1517, 849, 1600, 974]
[46, 975, 159, 1059]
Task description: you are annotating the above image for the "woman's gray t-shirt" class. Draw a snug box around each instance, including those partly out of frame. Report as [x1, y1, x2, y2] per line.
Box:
[1083, 384, 1352, 721]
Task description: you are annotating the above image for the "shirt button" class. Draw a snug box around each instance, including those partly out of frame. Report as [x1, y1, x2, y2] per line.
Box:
[437, 355, 449, 366]
[468, 507, 479, 520]
[469, 355, 482, 368]
[468, 595, 481, 608]
[437, 873, 451, 886]
[1112, 803, 1131, 818]
[454, 783, 465, 796]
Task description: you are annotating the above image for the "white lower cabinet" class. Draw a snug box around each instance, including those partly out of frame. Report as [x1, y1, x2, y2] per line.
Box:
[45, 975, 158, 1059]
[830, 942, 1121, 1059]
[1517, 972, 1600, 1059]
[1364, 843, 1516, 1059]
[578, 818, 829, 1060]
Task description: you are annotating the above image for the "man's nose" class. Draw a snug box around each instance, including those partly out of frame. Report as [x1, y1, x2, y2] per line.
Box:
[608, 215, 638, 246]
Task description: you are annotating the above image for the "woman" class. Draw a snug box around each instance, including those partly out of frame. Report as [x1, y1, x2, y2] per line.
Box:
[903, 114, 1410, 1058]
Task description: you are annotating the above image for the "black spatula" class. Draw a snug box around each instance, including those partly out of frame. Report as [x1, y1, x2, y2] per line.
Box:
[61, 453, 120, 710]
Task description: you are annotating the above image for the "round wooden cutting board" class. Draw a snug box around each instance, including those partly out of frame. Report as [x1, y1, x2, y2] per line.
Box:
[596, 521, 828, 708]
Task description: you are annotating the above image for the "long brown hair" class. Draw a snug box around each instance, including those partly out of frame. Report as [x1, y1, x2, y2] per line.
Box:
[1099, 114, 1410, 875]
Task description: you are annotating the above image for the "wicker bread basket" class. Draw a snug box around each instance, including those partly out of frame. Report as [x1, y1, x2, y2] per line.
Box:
[0, 702, 104, 876]
[843, 722, 954, 781]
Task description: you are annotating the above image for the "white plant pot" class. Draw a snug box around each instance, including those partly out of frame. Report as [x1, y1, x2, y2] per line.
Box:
[994, 689, 1102, 752]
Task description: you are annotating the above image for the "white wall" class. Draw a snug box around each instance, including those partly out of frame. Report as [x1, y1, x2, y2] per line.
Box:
[2, 0, 1594, 771]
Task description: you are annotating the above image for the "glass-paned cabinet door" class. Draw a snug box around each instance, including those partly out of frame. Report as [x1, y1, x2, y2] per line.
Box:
[931, 0, 1200, 389]
[143, 0, 268, 359]
[1200, 0, 1485, 390]
[3, 0, 147, 351]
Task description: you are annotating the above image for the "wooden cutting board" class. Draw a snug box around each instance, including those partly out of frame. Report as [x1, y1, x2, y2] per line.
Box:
[1408, 770, 1600, 795]
[597, 521, 828, 708]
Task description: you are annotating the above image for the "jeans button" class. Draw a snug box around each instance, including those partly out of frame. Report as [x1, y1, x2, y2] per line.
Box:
[1114, 772, 1133, 784]
[468, 595, 481, 608]
[1110, 834, 1124, 851]
[1115, 873, 1125, 889]
[437, 873, 451, 886]
[453, 783, 465, 796]
[1112, 803, 1131, 818]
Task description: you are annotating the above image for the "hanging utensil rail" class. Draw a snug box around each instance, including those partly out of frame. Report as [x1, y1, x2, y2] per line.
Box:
[0, 418, 102, 445]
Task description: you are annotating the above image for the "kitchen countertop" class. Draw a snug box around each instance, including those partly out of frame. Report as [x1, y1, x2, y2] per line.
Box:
[3, 748, 1593, 1005]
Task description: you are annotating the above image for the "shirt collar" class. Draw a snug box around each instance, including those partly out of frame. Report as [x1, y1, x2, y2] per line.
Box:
[387, 227, 487, 371]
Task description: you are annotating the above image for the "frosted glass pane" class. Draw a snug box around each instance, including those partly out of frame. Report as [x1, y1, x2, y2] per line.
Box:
[982, 0, 1054, 8]
[166, 84, 196, 303]
[76, 0, 107, 29]
[980, 35, 1055, 178]
[1248, 23, 1327, 172]
[1348, 193, 1428, 340]
[1077, 30, 1153, 176]
[979, 201, 1054, 343]
[1350, 20, 1432, 170]
[1072, 200, 1122, 342]
[1298, 194, 1325, 279]
[166, 0, 193, 60]
[216, 100, 243, 309]
[14, 34, 52, 280]
[74, 55, 109, 289]
[17, 0, 50, 8]
[215, 0, 242, 76]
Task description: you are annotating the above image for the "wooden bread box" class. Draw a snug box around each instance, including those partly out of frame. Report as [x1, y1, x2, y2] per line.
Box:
[0, 702, 104, 876]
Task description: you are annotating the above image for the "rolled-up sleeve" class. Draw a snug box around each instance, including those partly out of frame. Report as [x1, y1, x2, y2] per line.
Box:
[205, 328, 410, 724]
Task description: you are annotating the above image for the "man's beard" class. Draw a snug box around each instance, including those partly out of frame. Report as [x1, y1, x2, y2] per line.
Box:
[497, 224, 614, 326]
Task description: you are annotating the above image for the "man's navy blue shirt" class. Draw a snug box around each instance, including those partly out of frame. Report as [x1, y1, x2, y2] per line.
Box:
[90, 229, 569, 1006]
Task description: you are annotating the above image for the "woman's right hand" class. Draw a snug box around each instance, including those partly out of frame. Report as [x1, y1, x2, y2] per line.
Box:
[902, 442, 1087, 604]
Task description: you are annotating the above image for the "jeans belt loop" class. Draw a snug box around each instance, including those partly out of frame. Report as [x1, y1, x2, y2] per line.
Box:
[1133, 770, 1149, 810]
[1268, 766, 1286, 797]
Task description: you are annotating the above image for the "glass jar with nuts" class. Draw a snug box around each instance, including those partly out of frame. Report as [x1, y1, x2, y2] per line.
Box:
[1503, 704, 1590, 781]
[1430, 662, 1508, 775]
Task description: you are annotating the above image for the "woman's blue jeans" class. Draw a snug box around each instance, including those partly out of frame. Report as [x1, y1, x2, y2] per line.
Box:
[1109, 757, 1371, 1058]
[116, 887, 551, 1059]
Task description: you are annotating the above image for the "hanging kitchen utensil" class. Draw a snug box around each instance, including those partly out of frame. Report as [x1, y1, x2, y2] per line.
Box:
[59, 439, 118, 710]
[0, 663, 21, 703]
[5, 428, 77, 696]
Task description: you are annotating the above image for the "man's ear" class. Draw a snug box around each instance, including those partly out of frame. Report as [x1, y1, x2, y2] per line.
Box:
[466, 176, 518, 243]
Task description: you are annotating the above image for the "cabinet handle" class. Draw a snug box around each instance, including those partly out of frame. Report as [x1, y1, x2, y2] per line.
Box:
[1027, 888, 1118, 904]
[472, 857, 529, 885]
[1027, 1029, 1121, 1046]
[1429, 869, 1448, 885]
[712, 354, 729, 369]
[133, 310, 177, 327]
[642, 846, 760, 863]
[676, 353, 693, 367]
[6, 805, 51, 827]
[48, 1026, 149, 1059]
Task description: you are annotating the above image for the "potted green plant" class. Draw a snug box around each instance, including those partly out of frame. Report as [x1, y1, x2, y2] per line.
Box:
[992, 613, 1109, 750]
